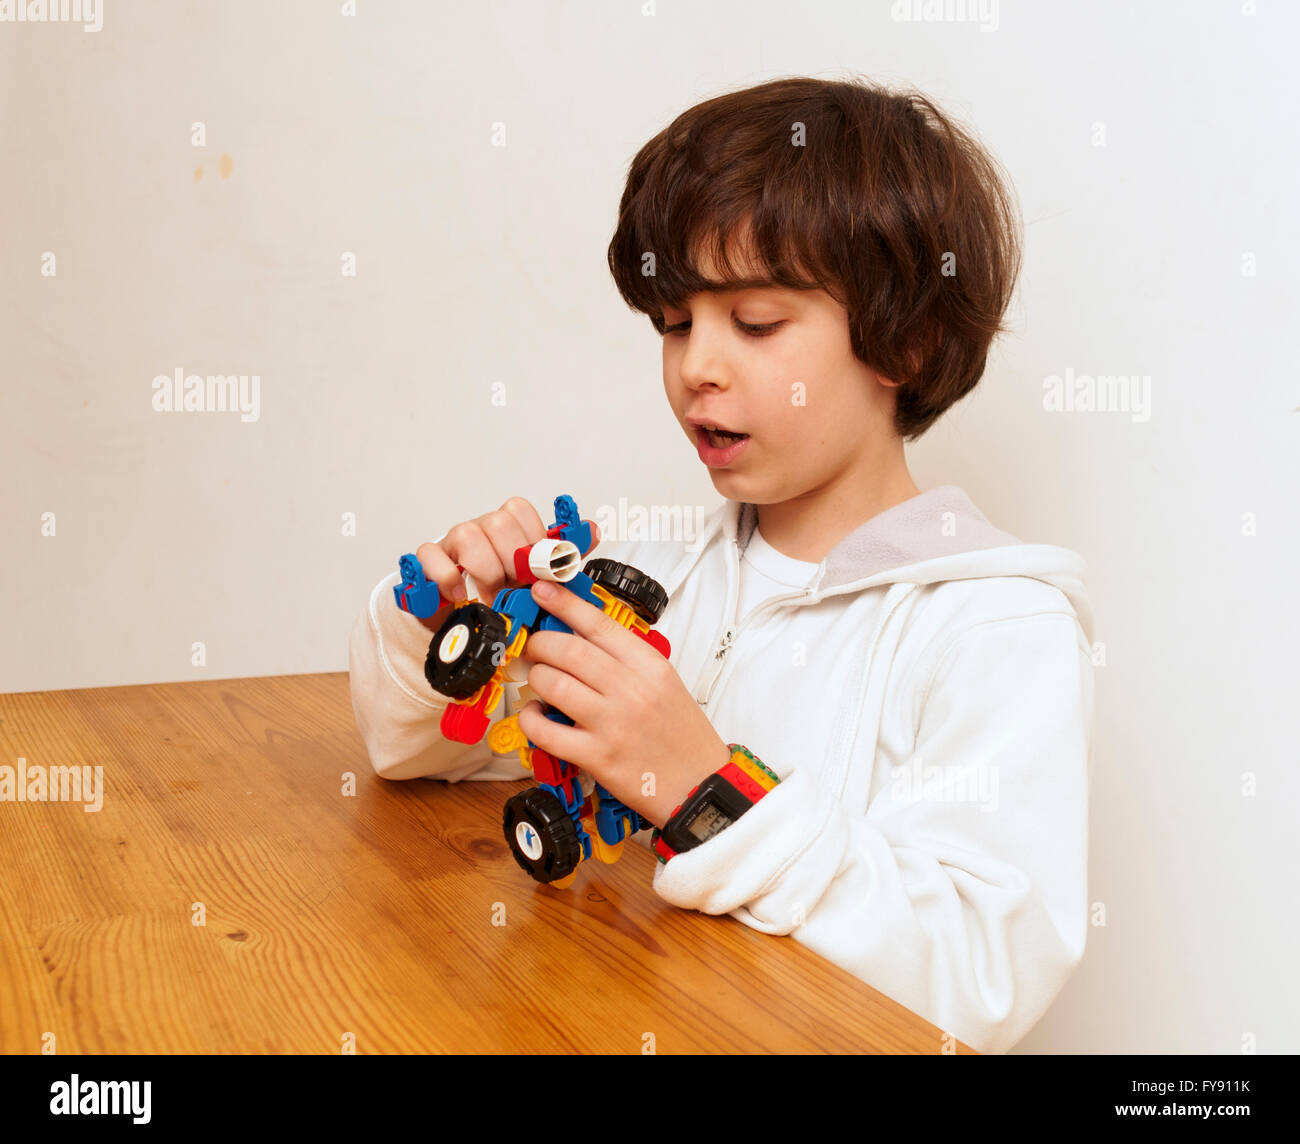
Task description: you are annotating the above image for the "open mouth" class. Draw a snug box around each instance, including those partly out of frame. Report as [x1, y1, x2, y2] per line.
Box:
[702, 427, 748, 448]
[693, 426, 751, 467]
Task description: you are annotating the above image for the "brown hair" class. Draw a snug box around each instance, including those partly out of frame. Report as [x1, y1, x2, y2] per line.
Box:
[606, 75, 1023, 441]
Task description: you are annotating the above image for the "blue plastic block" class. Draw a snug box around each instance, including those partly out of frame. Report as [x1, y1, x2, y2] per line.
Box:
[593, 782, 641, 845]
[541, 777, 584, 817]
[393, 553, 441, 618]
[573, 822, 592, 863]
[550, 494, 593, 556]
[494, 586, 542, 631]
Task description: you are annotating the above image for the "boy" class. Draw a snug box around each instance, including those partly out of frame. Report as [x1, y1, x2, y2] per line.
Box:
[348, 75, 1093, 1054]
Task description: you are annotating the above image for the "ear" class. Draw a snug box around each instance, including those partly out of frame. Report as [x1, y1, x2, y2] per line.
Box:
[877, 343, 925, 388]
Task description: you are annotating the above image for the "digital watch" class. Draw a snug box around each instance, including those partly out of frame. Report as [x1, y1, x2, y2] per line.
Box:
[651, 744, 780, 863]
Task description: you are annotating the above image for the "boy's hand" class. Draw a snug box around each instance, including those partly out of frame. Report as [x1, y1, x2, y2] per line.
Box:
[515, 578, 732, 830]
[413, 497, 601, 630]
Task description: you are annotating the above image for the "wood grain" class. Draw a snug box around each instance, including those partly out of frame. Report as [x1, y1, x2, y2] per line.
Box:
[0, 673, 975, 1054]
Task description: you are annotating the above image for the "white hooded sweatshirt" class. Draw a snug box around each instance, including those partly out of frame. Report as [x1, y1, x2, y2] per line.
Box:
[347, 485, 1094, 1054]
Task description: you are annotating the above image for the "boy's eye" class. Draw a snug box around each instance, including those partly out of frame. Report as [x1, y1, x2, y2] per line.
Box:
[661, 317, 785, 338]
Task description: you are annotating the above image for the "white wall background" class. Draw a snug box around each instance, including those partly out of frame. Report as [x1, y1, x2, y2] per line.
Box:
[2, 0, 1296, 1054]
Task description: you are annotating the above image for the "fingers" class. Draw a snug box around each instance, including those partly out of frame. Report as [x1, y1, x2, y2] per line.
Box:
[518, 628, 615, 694]
[518, 697, 595, 763]
[413, 539, 467, 610]
[414, 521, 508, 608]
[446, 511, 530, 602]
[500, 496, 548, 545]
[523, 661, 604, 726]
[501, 497, 601, 559]
[415, 498, 600, 616]
[530, 578, 631, 662]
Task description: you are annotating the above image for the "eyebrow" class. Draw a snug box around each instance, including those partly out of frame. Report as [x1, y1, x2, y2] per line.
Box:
[670, 284, 800, 306]
[702, 281, 785, 294]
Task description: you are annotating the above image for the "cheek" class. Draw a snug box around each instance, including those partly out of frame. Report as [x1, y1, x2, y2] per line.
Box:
[766, 379, 823, 437]
[662, 367, 685, 410]
[764, 353, 821, 421]
[766, 390, 848, 461]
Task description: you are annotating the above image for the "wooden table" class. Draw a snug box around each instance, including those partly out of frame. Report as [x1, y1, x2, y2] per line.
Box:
[0, 674, 973, 1054]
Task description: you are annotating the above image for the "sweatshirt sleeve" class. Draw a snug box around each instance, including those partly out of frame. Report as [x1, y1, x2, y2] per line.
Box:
[649, 612, 1093, 1054]
[347, 569, 530, 783]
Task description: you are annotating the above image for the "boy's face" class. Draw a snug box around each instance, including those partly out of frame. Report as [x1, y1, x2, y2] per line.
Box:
[659, 246, 904, 507]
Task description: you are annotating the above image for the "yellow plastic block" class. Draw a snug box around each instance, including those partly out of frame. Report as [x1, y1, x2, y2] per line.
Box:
[588, 789, 629, 864]
[486, 713, 534, 771]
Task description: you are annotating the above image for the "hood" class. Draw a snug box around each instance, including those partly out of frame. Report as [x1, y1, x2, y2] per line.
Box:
[676, 485, 1093, 643]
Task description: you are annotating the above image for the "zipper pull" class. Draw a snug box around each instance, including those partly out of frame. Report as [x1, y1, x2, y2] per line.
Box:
[696, 626, 738, 706]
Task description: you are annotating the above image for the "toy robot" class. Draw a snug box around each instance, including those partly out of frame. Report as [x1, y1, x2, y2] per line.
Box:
[393, 495, 672, 889]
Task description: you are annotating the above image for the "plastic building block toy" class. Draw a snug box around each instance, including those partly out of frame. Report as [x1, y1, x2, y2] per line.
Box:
[392, 494, 672, 889]
[393, 553, 443, 618]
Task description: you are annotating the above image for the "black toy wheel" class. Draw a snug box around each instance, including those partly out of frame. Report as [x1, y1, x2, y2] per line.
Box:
[583, 558, 668, 624]
[503, 787, 582, 883]
[424, 603, 507, 700]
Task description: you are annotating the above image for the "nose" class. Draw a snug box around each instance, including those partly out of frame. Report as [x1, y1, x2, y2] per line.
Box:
[674, 322, 732, 394]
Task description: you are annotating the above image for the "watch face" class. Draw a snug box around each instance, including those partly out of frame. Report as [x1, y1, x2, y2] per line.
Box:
[687, 802, 731, 842]
[662, 774, 752, 853]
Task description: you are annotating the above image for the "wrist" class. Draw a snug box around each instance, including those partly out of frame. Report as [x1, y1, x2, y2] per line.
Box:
[649, 741, 731, 829]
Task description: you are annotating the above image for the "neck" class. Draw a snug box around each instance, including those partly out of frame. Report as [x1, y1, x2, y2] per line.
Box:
[755, 455, 921, 564]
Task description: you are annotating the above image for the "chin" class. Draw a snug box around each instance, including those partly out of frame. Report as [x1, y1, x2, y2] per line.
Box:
[708, 469, 757, 495]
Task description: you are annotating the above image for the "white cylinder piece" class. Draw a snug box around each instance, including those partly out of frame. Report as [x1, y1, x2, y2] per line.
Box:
[528, 539, 581, 583]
